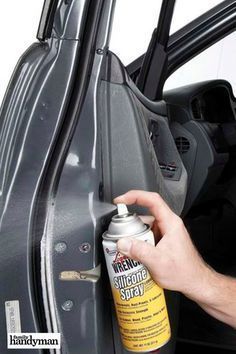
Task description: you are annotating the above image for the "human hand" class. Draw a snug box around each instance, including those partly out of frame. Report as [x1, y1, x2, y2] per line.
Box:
[114, 190, 210, 299]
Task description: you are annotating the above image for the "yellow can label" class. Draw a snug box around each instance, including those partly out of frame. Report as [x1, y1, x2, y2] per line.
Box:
[103, 230, 171, 352]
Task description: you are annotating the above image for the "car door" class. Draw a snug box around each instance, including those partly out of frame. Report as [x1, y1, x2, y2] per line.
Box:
[0, 1, 188, 353]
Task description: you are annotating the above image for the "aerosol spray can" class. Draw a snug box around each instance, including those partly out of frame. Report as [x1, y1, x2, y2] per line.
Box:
[103, 204, 171, 352]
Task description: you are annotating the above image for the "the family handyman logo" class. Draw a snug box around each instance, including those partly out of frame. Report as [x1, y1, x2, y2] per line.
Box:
[8, 333, 61, 349]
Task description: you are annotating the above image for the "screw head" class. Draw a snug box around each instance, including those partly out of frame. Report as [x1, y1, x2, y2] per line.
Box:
[79, 242, 91, 254]
[55, 242, 67, 254]
[96, 48, 104, 55]
[62, 300, 74, 312]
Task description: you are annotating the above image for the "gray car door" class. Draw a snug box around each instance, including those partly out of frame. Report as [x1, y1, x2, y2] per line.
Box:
[0, 1, 187, 353]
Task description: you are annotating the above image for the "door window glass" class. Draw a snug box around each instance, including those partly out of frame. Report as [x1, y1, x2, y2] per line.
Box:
[109, 0, 162, 66]
[164, 31, 236, 96]
[170, 0, 224, 34]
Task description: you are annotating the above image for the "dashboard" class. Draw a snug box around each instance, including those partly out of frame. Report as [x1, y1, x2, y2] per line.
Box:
[164, 80, 236, 213]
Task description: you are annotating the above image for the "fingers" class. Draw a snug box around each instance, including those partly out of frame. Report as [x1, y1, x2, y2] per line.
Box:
[117, 238, 159, 274]
[139, 215, 155, 227]
[152, 220, 162, 243]
[139, 216, 161, 242]
[114, 190, 177, 235]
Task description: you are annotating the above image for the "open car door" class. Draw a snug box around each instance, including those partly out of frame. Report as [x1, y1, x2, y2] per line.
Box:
[0, 1, 188, 353]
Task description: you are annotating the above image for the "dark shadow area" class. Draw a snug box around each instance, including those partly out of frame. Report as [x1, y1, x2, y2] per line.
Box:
[178, 199, 236, 350]
[176, 341, 235, 354]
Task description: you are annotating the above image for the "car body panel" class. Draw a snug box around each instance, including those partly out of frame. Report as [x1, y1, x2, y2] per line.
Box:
[0, 0, 90, 352]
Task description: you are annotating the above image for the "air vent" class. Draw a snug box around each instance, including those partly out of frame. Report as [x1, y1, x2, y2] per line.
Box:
[191, 98, 202, 120]
[175, 137, 190, 154]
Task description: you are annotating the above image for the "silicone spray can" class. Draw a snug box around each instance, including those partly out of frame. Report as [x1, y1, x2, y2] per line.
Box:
[102, 204, 171, 352]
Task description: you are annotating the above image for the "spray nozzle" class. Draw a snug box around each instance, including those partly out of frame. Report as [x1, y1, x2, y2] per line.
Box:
[117, 203, 129, 216]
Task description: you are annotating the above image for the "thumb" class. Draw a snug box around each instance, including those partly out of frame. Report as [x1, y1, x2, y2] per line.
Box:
[117, 238, 159, 272]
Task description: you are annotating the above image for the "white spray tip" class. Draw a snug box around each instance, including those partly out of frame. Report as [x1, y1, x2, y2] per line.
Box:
[117, 203, 128, 216]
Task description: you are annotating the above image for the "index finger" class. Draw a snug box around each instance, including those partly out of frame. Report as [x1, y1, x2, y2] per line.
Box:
[114, 190, 178, 235]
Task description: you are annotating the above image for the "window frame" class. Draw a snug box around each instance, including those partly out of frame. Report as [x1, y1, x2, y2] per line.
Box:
[127, 0, 236, 98]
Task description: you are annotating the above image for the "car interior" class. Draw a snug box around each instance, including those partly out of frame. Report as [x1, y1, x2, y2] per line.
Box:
[0, 0, 236, 353]
[165, 79, 236, 354]
[108, 1, 236, 353]
[103, 55, 236, 354]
